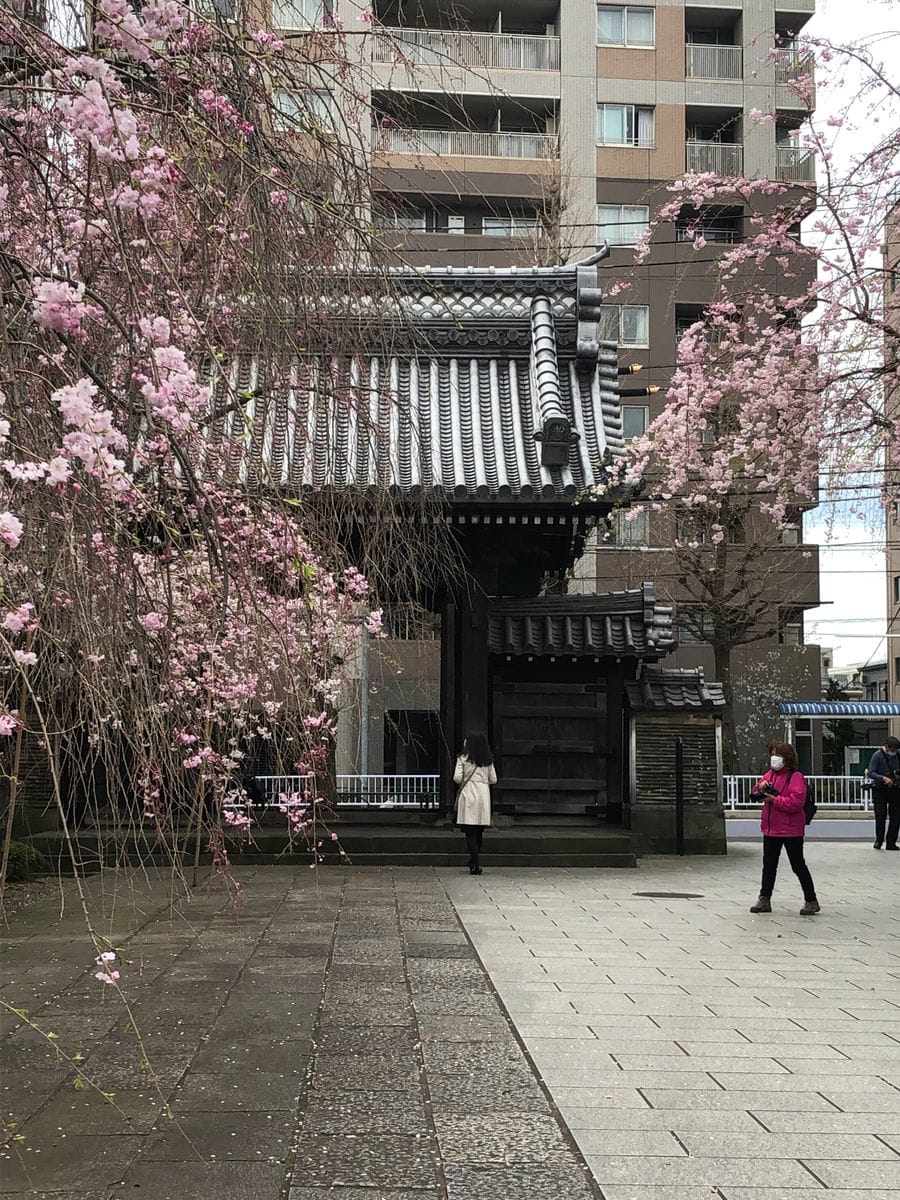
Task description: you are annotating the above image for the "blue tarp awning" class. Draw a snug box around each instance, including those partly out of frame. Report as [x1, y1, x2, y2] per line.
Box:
[778, 701, 900, 718]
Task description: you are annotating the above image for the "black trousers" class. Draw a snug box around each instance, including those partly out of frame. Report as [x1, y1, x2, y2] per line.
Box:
[760, 835, 817, 902]
[873, 792, 900, 847]
[461, 825, 484, 867]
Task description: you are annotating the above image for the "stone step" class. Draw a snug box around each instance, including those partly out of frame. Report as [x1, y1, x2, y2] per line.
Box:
[28, 823, 638, 870]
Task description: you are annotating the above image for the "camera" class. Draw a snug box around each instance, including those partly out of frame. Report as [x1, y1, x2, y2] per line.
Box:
[749, 782, 775, 802]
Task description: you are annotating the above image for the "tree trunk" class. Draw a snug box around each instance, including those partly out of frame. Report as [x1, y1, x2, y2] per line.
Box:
[713, 642, 736, 774]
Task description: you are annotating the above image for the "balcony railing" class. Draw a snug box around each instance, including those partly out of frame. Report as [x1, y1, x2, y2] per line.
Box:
[774, 48, 815, 85]
[675, 223, 739, 244]
[375, 127, 559, 160]
[685, 141, 743, 175]
[685, 43, 742, 80]
[777, 144, 815, 183]
[374, 27, 561, 72]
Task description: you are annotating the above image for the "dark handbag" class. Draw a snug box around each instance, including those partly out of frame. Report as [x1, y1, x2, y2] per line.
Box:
[803, 782, 818, 825]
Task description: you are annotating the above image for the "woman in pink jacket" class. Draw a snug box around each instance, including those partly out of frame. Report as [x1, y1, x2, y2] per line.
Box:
[750, 739, 820, 916]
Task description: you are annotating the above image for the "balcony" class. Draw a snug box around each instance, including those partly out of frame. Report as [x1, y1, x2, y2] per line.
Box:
[685, 141, 743, 175]
[777, 145, 815, 183]
[774, 48, 815, 85]
[375, 127, 559, 160]
[685, 43, 742, 81]
[374, 27, 560, 72]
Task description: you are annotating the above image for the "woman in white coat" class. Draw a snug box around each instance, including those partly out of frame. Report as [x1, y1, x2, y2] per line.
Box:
[454, 733, 497, 876]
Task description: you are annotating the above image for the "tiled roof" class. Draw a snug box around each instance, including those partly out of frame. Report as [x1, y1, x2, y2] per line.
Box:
[214, 256, 627, 501]
[488, 585, 675, 659]
[626, 667, 726, 712]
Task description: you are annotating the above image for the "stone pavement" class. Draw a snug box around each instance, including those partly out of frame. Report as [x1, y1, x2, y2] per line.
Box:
[1, 866, 598, 1199]
[447, 841, 900, 1200]
[0, 843, 897, 1199]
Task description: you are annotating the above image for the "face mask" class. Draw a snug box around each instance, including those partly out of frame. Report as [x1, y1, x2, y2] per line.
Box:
[770, 755, 785, 771]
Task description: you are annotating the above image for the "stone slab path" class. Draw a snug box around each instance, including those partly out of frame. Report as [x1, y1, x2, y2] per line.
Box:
[1, 866, 599, 1199]
[1, 842, 897, 1199]
[446, 841, 900, 1200]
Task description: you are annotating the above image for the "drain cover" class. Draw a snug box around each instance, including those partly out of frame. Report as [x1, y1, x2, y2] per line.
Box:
[632, 891, 705, 899]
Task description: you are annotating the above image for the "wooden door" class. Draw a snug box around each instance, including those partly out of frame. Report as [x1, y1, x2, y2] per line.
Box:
[492, 677, 607, 816]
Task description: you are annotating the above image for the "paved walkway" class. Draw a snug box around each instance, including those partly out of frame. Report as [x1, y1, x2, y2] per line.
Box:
[448, 842, 900, 1200]
[0, 843, 897, 1199]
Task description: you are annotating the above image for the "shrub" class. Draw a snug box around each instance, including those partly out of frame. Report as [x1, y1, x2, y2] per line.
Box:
[4, 841, 50, 883]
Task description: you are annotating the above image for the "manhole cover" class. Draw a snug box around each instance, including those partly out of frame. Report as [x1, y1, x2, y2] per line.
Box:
[632, 891, 705, 899]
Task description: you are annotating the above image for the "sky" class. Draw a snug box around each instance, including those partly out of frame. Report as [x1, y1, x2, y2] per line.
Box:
[799, 0, 898, 672]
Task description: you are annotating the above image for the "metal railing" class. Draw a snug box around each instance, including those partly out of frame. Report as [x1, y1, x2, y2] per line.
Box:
[374, 27, 560, 72]
[675, 223, 739, 244]
[725, 775, 873, 811]
[337, 774, 439, 809]
[685, 43, 742, 80]
[685, 141, 743, 175]
[777, 145, 815, 183]
[375, 126, 558, 160]
[248, 773, 440, 810]
[774, 48, 815, 84]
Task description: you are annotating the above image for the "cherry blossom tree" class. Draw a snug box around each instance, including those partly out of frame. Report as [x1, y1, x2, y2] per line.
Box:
[0, 0, 435, 900]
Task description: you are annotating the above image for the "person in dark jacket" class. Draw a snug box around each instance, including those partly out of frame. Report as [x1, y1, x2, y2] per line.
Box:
[867, 737, 900, 851]
[749, 739, 820, 916]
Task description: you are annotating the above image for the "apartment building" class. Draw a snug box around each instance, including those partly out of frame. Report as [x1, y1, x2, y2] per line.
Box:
[291, 0, 821, 774]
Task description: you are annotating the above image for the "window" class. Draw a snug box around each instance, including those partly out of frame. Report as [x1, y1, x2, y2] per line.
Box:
[598, 203, 649, 246]
[675, 513, 709, 544]
[612, 509, 649, 547]
[597, 5, 655, 47]
[597, 104, 654, 148]
[272, 0, 326, 28]
[196, 0, 236, 17]
[779, 609, 804, 646]
[482, 215, 541, 237]
[893, 576, 900, 605]
[600, 304, 650, 347]
[622, 404, 649, 442]
[374, 207, 428, 231]
[781, 521, 802, 546]
[273, 89, 335, 131]
[893, 656, 900, 685]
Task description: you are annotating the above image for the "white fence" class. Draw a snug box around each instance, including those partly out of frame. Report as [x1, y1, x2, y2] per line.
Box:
[250, 773, 439, 810]
[725, 774, 873, 811]
[685, 43, 742, 80]
[375, 27, 560, 72]
[376, 127, 558, 160]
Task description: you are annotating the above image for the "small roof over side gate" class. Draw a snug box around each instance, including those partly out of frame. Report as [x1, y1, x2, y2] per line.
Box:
[626, 667, 726, 712]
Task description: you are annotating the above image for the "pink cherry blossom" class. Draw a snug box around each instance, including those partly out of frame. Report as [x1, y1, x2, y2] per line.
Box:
[1, 512, 24, 549]
[2, 604, 36, 633]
